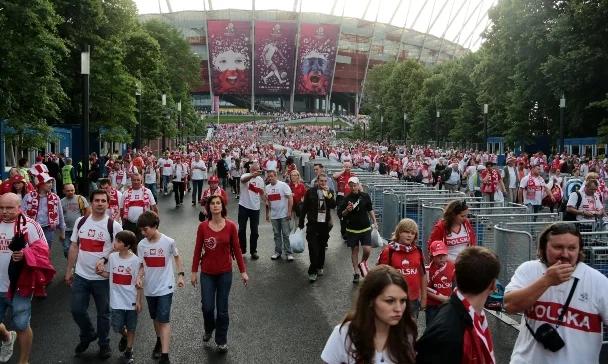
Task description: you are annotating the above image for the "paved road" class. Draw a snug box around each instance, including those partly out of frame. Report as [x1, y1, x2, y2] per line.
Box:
[14, 188, 606, 363]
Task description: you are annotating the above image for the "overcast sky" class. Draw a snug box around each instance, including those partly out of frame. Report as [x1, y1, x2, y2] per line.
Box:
[134, 0, 495, 50]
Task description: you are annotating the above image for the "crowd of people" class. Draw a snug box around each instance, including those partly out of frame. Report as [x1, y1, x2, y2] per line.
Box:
[0, 120, 608, 363]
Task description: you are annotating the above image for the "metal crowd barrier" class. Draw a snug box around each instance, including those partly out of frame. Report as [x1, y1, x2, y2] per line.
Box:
[377, 186, 434, 236]
[580, 230, 608, 344]
[398, 191, 465, 239]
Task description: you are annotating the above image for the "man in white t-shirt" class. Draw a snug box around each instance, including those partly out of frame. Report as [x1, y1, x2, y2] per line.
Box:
[120, 173, 158, 242]
[190, 153, 207, 206]
[519, 165, 553, 213]
[505, 223, 608, 364]
[238, 162, 266, 260]
[158, 154, 173, 196]
[0, 193, 47, 364]
[566, 179, 605, 221]
[65, 189, 123, 359]
[265, 171, 293, 261]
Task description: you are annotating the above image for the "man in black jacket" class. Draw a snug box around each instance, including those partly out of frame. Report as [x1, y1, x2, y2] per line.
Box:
[299, 173, 336, 282]
[416, 246, 500, 364]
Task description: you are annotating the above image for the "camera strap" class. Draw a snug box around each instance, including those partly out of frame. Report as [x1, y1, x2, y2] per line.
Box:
[525, 277, 579, 337]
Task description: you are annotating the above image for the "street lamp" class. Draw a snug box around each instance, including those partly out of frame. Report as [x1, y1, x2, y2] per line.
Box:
[161, 93, 167, 151]
[177, 101, 182, 146]
[376, 104, 382, 141]
[560, 94, 566, 154]
[135, 82, 142, 151]
[483, 103, 489, 151]
[435, 110, 440, 144]
[403, 113, 407, 143]
[81, 45, 90, 195]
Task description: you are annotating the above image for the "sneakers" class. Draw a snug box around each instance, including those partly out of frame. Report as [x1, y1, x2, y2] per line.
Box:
[159, 354, 171, 364]
[317, 269, 324, 276]
[217, 344, 228, 353]
[271, 253, 281, 260]
[118, 333, 127, 352]
[0, 331, 16, 362]
[308, 273, 317, 282]
[251, 253, 259, 260]
[353, 274, 360, 284]
[287, 254, 294, 262]
[152, 340, 162, 359]
[203, 332, 212, 342]
[123, 350, 134, 364]
[75, 333, 98, 355]
[98, 344, 111, 359]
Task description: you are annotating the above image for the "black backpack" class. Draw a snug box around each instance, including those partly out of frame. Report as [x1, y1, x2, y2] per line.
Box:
[563, 191, 582, 221]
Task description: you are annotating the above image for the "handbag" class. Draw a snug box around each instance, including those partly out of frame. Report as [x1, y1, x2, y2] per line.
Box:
[525, 277, 579, 352]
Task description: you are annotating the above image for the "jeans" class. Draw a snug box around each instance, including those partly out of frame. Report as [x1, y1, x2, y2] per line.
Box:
[306, 223, 330, 275]
[42, 225, 55, 248]
[238, 205, 260, 255]
[63, 231, 73, 258]
[0, 292, 32, 332]
[192, 179, 204, 204]
[409, 299, 421, 320]
[271, 217, 291, 255]
[200, 272, 232, 345]
[220, 176, 228, 191]
[173, 181, 185, 205]
[146, 293, 173, 323]
[70, 274, 110, 346]
[145, 183, 158, 202]
[162, 175, 171, 193]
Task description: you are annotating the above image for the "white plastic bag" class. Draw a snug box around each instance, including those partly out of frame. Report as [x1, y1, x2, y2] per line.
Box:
[371, 228, 387, 248]
[289, 228, 305, 253]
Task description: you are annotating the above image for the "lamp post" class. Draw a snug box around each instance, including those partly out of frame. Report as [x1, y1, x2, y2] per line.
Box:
[483, 103, 488, 151]
[403, 112, 407, 144]
[560, 94, 566, 154]
[81, 45, 90, 195]
[177, 101, 182, 147]
[135, 82, 142, 151]
[376, 104, 382, 141]
[435, 110, 440, 145]
[161, 93, 166, 152]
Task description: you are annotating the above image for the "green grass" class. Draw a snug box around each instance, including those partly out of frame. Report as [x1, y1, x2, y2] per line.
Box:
[203, 115, 262, 123]
[288, 120, 350, 128]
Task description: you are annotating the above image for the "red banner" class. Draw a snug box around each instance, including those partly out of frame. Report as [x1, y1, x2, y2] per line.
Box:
[207, 21, 252, 95]
[254, 21, 297, 94]
[296, 23, 340, 95]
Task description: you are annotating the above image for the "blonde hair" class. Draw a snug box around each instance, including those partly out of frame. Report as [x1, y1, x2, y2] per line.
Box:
[585, 172, 599, 184]
[391, 218, 419, 242]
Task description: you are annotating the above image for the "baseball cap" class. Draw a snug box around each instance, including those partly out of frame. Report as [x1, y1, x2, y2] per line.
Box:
[347, 176, 359, 184]
[209, 175, 219, 183]
[429, 240, 448, 256]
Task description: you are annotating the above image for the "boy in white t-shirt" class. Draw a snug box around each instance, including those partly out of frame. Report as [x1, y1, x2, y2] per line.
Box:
[135, 211, 184, 364]
[96, 230, 142, 364]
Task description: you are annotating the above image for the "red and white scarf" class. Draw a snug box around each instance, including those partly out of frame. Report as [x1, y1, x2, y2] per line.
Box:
[108, 188, 121, 221]
[25, 191, 60, 227]
[121, 187, 151, 218]
[456, 289, 495, 364]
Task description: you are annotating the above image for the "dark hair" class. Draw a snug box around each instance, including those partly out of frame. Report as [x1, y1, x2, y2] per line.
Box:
[137, 210, 160, 229]
[286, 156, 294, 165]
[18, 158, 27, 167]
[313, 163, 324, 169]
[538, 223, 584, 264]
[455, 246, 500, 294]
[205, 195, 227, 219]
[443, 200, 469, 230]
[89, 189, 109, 203]
[98, 178, 111, 187]
[115, 230, 137, 250]
[342, 265, 417, 364]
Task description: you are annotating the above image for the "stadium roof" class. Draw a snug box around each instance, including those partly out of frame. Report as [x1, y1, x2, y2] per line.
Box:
[135, 0, 496, 51]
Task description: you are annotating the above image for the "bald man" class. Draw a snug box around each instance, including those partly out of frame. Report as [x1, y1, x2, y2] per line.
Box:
[0, 193, 47, 363]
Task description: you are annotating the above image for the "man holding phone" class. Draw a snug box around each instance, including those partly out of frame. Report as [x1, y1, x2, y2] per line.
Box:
[504, 223, 608, 363]
[238, 162, 265, 260]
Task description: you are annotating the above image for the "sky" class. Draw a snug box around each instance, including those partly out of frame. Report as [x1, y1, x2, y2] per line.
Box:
[134, 0, 496, 50]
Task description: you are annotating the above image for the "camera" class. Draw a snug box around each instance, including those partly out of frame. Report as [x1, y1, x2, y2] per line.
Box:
[533, 323, 565, 352]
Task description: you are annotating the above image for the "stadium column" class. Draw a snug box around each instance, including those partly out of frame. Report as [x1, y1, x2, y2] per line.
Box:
[250, 0, 256, 113]
[327, 1, 346, 115]
[202, 1, 214, 115]
[357, 2, 381, 116]
[290, 0, 304, 113]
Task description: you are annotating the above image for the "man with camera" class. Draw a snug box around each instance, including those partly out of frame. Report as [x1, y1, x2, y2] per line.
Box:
[504, 223, 608, 363]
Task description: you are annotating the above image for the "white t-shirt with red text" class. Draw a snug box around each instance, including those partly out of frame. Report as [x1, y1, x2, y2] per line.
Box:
[265, 181, 292, 219]
[445, 223, 470, 262]
[71, 216, 123, 281]
[520, 175, 546, 206]
[108, 251, 140, 310]
[137, 234, 178, 297]
[0, 217, 46, 292]
[506, 260, 608, 364]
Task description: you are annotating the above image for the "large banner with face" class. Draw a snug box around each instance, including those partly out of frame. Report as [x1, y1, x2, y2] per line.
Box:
[254, 21, 297, 94]
[296, 23, 340, 95]
[207, 20, 251, 95]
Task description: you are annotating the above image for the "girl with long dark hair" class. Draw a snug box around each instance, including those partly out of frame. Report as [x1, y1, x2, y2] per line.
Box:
[321, 265, 417, 364]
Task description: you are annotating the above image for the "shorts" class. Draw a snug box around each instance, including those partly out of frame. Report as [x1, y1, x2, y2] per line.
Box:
[0, 292, 32, 332]
[346, 230, 372, 248]
[111, 309, 138, 332]
[146, 293, 173, 323]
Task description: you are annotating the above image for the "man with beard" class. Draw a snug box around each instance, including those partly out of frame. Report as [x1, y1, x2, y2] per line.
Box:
[212, 50, 249, 94]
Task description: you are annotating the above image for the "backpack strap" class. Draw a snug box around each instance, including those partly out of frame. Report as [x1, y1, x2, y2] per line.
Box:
[575, 191, 582, 210]
[107, 217, 115, 242]
[75, 215, 89, 245]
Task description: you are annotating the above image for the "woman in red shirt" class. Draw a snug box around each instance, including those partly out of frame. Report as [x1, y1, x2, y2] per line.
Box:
[288, 170, 307, 222]
[190, 195, 248, 353]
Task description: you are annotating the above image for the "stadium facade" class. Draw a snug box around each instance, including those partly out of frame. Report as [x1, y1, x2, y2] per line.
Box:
[139, 9, 470, 114]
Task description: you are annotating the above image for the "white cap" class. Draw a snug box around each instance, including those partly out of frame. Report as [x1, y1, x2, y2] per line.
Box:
[348, 176, 360, 184]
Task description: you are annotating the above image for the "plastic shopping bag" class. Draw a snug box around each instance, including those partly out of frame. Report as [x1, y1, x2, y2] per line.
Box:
[371, 228, 387, 248]
[289, 228, 305, 253]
